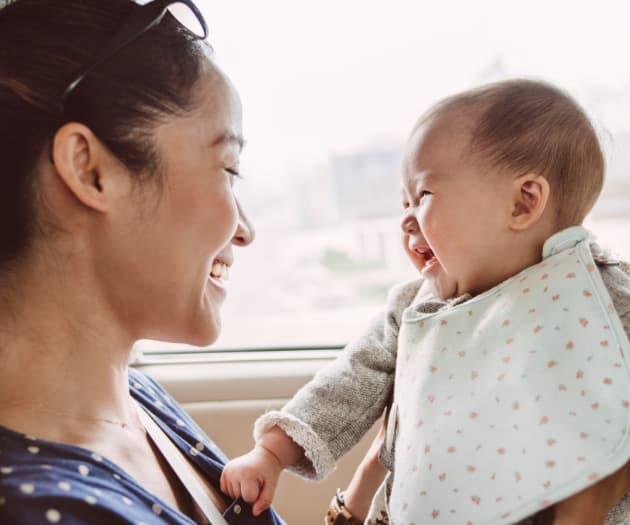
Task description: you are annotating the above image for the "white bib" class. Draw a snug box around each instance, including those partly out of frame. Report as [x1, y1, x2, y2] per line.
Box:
[388, 226, 630, 525]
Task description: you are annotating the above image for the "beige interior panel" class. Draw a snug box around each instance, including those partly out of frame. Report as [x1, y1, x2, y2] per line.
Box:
[137, 351, 380, 525]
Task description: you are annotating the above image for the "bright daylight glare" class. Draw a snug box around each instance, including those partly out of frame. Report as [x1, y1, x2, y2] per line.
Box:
[138, 0, 630, 352]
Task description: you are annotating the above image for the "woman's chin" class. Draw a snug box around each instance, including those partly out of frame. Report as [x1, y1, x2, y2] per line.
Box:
[137, 285, 224, 346]
[184, 314, 221, 347]
[143, 311, 221, 347]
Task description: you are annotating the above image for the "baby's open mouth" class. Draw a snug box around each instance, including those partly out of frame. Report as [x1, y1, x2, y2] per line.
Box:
[209, 259, 229, 284]
[417, 247, 438, 271]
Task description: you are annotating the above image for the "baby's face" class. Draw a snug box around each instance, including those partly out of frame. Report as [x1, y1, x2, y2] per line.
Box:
[400, 115, 514, 299]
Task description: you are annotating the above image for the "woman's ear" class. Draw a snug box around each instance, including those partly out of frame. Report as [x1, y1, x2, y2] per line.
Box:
[509, 173, 550, 231]
[51, 123, 112, 213]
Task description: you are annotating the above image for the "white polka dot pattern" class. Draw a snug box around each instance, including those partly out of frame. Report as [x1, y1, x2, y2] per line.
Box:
[20, 483, 35, 494]
[0, 369, 282, 524]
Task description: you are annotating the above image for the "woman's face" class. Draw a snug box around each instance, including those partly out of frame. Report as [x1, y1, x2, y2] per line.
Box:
[103, 64, 253, 346]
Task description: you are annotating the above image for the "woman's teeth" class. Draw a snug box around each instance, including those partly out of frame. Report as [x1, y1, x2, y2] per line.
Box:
[210, 261, 229, 282]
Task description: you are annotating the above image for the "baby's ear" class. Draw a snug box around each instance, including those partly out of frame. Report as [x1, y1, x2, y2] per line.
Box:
[509, 173, 550, 231]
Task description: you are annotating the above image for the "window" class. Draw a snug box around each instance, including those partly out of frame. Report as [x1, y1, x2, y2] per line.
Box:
[138, 0, 630, 353]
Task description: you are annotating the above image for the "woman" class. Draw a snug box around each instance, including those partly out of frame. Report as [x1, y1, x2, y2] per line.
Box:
[0, 0, 284, 523]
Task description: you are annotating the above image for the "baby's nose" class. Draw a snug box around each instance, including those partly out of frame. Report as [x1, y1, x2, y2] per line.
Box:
[401, 213, 419, 235]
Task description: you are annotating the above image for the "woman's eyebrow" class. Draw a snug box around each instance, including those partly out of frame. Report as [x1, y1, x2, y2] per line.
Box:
[210, 131, 246, 151]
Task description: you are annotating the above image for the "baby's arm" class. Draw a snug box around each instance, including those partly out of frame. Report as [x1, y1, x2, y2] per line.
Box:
[220, 280, 423, 515]
[220, 426, 302, 516]
[258, 279, 422, 479]
[339, 417, 388, 522]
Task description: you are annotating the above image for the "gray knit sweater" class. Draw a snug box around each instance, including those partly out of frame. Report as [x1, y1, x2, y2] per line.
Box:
[255, 251, 630, 524]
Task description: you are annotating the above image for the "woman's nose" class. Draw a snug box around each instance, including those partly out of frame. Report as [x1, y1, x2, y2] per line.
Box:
[232, 198, 255, 246]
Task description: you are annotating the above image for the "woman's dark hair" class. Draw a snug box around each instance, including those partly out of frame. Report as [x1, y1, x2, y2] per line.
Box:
[0, 0, 210, 270]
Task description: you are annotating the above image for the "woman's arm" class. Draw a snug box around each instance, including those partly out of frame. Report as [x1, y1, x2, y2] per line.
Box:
[535, 461, 630, 525]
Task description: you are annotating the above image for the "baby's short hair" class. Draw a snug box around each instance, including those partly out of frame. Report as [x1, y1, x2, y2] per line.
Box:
[421, 79, 604, 228]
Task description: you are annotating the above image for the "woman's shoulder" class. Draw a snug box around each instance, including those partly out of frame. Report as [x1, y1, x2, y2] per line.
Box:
[128, 367, 195, 429]
[128, 367, 230, 464]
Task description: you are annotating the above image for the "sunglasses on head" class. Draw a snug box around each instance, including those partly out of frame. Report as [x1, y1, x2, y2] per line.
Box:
[60, 0, 208, 114]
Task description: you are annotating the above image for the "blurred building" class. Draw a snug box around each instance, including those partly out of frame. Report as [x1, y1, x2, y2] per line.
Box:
[330, 146, 403, 221]
[594, 131, 630, 216]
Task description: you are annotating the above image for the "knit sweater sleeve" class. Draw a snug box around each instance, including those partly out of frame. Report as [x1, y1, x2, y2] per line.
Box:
[600, 261, 630, 338]
[253, 279, 423, 480]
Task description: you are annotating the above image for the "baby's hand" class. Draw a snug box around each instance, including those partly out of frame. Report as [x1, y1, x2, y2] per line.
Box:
[220, 445, 284, 516]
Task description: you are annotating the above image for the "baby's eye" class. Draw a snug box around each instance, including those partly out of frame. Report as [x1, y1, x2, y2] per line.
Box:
[402, 201, 410, 209]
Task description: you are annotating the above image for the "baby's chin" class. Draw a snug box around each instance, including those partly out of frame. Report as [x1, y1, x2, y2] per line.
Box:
[423, 272, 458, 301]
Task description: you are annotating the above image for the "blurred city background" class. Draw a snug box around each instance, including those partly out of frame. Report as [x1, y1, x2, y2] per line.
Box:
[139, 0, 630, 352]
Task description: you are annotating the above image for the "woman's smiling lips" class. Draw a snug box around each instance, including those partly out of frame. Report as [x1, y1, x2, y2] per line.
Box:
[207, 254, 233, 289]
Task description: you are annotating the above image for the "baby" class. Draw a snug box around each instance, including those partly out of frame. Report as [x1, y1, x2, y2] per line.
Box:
[221, 79, 630, 524]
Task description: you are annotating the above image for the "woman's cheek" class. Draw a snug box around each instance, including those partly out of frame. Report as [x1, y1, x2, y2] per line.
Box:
[214, 187, 239, 242]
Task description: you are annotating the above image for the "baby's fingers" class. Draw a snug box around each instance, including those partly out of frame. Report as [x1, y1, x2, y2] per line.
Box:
[229, 477, 243, 501]
[240, 478, 261, 504]
[220, 466, 238, 498]
[252, 477, 278, 517]
[219, 469, 229, 496]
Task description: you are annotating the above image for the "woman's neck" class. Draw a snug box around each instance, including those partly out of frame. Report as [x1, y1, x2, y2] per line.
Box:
[0, 251, 138, 441]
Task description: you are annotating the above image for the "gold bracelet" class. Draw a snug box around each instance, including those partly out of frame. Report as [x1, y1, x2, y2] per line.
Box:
[324, 489, 363, 525]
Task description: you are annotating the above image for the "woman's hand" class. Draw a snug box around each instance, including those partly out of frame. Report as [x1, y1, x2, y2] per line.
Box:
[342, 420, 388, 522]
[536, 461, 630, 525]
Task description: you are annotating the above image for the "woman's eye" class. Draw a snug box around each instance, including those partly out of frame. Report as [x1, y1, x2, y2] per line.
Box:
[419, 190, 432, 200]
[224, 168, 242, 179]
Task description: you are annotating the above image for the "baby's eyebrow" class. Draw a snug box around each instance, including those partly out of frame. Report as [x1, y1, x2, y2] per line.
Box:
[406, 170, 438, 190]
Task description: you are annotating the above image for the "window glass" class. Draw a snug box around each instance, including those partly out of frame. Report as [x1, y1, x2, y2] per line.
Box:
[138, 0, 630, 352]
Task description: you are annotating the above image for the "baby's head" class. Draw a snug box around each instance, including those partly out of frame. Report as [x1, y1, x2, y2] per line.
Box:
[401, 79, 604, 299]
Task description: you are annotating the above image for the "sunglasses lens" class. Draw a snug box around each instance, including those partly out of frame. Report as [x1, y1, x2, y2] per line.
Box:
[167, 3, 206, 38]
